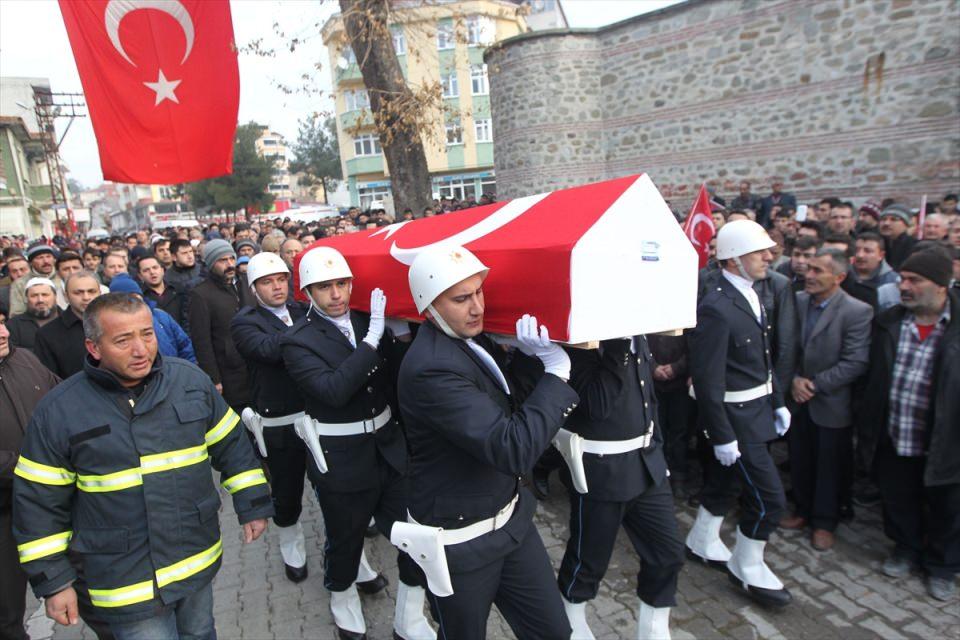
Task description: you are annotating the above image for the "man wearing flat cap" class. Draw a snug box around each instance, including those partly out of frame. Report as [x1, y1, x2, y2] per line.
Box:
[878, 204, 918, 271]
[858, 248, 959, 602]
[7, 244, 61, 317]
[188, 239, 255, 408]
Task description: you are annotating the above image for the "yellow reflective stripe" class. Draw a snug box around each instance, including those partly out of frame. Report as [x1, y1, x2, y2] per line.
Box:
[13, 456, 75, 486]
[139, 445, 208, 475]
[17, 531, 72, 563]
[205, 408, 239, 447]
[220, 468, 267, 494]
[89, 580, 155, 608]
[156, 539, 223, 588]
[76, 467, 143, 493]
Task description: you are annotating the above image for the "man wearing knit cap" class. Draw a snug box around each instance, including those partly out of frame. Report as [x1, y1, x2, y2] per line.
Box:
[235, 239, 259, 259]
[858, 249, 959, 601]
[878, 204, 918, 271]
[8, 244, 61, 317]
[188, 239, 254, 408]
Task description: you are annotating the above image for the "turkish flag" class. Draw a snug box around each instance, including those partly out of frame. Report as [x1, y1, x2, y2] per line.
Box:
[681, 184, 717, 269]
[59, 0, 239, 183]
[297, 175, 698, 343]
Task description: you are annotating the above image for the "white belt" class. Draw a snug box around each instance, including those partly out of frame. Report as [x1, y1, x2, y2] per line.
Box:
[309, 406, 392, 436]
[410, 493, 519, 547]
[259, 411, 304, 427]
[581, 422, 655, 455]
[689, 376, 773, 403]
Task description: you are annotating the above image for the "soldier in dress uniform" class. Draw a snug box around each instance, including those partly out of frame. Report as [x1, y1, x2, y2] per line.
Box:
[280, 247, 433, 640]
[686, 220, 793, 607]
[554, 334, 684, 639]
[392, 244, 580, 640]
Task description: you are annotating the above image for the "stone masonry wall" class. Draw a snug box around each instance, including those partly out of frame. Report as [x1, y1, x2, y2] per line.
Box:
[485, 0, 960, 208]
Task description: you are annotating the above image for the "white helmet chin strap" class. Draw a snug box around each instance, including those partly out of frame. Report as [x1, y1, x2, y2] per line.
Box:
[305, 282, 352, 318]
[427, 304, 462, 340]
[732, 256, 754, 282]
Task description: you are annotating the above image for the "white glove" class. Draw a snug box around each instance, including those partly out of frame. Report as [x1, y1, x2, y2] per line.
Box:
[363, 288, 386, 348]
[775, 406, 791, 437]
[384, 317, 411, 338]
[713, 441, 741, 467]
[515, 314, 570, 381]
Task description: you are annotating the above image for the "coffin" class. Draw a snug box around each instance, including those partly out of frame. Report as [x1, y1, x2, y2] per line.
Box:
[296, 174, 697, 344]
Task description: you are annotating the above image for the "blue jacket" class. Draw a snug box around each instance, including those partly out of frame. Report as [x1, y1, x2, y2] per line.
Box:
[150, 304, 196, 363]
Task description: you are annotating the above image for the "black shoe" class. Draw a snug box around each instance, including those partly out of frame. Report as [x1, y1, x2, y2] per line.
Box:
[685, 547, 728, 572]
[853, 487, 881, 507]
[356, 573, 388, 595]
[336, 627, 367, 640]
[531, 466, 550, 500]
[364, 525, 379, 538]
[728, 572, 793, 608]
[284, 563, 308, 583]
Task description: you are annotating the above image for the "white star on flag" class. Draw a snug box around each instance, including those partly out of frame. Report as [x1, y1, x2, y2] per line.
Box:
[144, 70, 181, 106]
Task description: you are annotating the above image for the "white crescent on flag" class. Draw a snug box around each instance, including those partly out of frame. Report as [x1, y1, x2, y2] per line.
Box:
[105, 0, 195, 66]
[685, 211, 713, 248]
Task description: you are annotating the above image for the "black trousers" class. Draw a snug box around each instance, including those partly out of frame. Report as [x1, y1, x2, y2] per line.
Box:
[874, 436, 960, 579]
[0, 501, 28, 640]
[309, 451, 420, 591]
[427, 524, 569, 640]
[700, 441, 786, 541]
[262, 425, 309, 527]
[557, 480, 683, 607]
[655, 387, 692, 477]
[788, 406, 852, 531]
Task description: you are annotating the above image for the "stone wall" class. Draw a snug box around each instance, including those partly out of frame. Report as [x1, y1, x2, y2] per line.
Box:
[485, 0, 960, 208]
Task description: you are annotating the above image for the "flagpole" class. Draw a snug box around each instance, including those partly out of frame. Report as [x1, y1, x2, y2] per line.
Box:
[917, 194, 927, 239]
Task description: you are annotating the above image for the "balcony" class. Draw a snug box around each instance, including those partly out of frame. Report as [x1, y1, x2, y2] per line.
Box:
[346, 156, 384, 175]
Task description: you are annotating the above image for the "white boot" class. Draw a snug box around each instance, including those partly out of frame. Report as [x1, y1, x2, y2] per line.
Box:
[562, 597, 596, 640]
[330, 584, 366, 634]
[726, 528, 791, 607]
[276, 521, 306, 568]
[685, 506, 730, 566]
[636, 600, 671, 640]
[356, 548, 378, 583]
[393, 583, 436, 640]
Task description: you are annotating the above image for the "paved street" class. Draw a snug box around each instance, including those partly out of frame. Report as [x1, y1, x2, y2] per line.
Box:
[28, 467, 960, 640]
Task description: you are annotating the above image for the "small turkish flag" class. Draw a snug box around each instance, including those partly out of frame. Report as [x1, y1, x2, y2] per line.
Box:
[59, 0, 239, 183]
[682, 184, 717, 269]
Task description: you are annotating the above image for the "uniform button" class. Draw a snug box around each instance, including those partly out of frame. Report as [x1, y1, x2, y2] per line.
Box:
[371, 408, 377, 415]
[644, 402, 648, 408]
[458, 515, 464, 521]
[367, 386, 374, 393]
[746, 338, 751, 343]
[640, 380, 645, 387]
[637, 357, 642, 364]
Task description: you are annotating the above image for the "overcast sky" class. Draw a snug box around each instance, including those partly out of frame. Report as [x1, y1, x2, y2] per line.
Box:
[0, 0, 681, 189]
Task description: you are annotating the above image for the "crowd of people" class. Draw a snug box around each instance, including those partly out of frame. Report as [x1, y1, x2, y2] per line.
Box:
[0, 181, 957, 640]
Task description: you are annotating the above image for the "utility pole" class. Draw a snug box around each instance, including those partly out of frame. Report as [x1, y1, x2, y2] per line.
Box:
[32, 86, 85, 236]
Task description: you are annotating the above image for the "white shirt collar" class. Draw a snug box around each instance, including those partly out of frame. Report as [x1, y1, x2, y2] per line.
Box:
[722, 269, 762, 320]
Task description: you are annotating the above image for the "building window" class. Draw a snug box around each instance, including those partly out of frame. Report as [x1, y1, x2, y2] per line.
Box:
[466, 16, 492, 46]
[392, 27, 406, 55]
[344, 89, 370, 112]
[358, 185, 391, 210]
[261, 139, 278, 146]
[480, 177, 496, 197]
[269, 184, 286, 191]
[474, 118, 492, 143]
[437, 22, 454, 50]
[353, 134, 382, 157]
[435, 178, 474, 201]
[470, 64, 488, 95]
[445, 122, 463, 146]
[340, 46, 356, 65]
[441, 72, 459, 98]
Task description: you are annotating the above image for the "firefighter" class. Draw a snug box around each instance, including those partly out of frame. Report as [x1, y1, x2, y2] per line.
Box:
[13, 292, 273, 637]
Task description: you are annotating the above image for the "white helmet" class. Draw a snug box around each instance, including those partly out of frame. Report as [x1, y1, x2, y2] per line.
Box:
[298, 246, 353, 291]
[408, 244, 488, 314]
[716, 219, 777, 260]
[246, 252, 289, 287]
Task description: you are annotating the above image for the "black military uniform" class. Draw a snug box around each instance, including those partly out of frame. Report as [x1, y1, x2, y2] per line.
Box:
[397, 321, 579, 640]
[231, 302, 309, 579]
[280, 307, 417, 592]
[556, 337, 684, 623]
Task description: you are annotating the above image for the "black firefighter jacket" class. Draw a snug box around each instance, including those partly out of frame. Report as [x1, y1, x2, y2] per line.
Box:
[12, 355, 273, 624]
[397, 321, 579, 574]
[689, 275, 783, 445]
[280, 308, 408, 493]
[561, 336, 668, 502]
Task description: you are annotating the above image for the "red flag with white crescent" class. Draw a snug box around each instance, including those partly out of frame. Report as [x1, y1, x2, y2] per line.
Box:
[682, 184, 717, 269]
[59, 0, 239, 183]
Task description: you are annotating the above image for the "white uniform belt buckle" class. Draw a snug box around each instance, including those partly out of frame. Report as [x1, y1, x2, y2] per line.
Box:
[308, 406, 392, 436]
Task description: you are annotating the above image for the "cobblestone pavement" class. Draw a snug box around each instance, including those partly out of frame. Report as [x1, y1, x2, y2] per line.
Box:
[29, 470, 960, 640]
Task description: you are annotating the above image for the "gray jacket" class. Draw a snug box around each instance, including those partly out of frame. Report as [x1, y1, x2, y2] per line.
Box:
[794, 290, 873, 428]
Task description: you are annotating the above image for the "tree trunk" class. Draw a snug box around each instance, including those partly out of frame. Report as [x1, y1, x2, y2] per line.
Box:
[340, 0, 432, 215]
[321, 177, 329, 205]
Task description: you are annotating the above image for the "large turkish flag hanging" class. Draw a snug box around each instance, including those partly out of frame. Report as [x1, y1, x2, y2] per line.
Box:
[59, 0, 239, 183]
[298, 175, 698, 343]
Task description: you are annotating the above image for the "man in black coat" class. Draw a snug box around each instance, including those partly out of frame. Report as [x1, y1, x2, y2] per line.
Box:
[857, 250, 959, 602]
[878, 205, 918, 271]
[554, 335, 684, 639]
[6, 278, 59, 353]
[35, 272, 101, 379]
[395, 244, 579, 640]
[687, 220, 793, 608]
[280, 247, 429, 640]
[189, 240, 254, 410]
